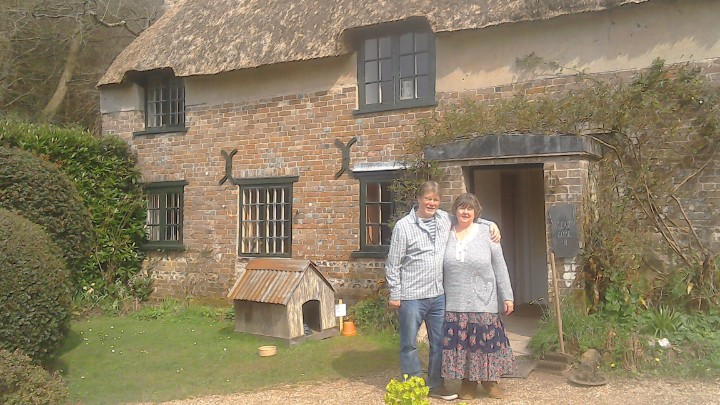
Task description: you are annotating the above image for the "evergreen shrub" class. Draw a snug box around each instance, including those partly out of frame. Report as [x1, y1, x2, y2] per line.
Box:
[0, 349, 69, 405]
[0, 119, 146, 296]
[0, 208, 72, 363]
[0, 146, 94, 285]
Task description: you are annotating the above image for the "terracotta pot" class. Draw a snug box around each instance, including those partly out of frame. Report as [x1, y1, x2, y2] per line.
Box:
[342, 321, 357, 336]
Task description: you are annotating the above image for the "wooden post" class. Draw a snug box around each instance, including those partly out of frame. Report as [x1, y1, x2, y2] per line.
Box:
[549, 251, 566, 354]
[338, 299, 344, 332]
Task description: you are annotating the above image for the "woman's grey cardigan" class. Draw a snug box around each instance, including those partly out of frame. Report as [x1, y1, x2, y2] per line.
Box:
[443, 222, 514, 314]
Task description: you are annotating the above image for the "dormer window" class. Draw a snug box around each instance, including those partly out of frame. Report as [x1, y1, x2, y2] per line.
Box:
[356, 21, 435, 114]
[144, 71, 185, 131]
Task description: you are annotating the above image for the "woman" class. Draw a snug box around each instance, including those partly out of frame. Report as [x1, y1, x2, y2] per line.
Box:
[440, 193, 515, 400]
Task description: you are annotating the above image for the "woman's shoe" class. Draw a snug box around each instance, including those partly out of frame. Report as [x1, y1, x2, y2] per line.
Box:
[481, 381, 505, 399]
[459, 379, 477, 400]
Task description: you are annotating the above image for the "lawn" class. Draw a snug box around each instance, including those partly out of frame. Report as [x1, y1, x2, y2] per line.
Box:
[56, 304, 399, 404]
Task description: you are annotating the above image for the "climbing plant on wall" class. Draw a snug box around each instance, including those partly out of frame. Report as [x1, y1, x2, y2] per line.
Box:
[401, 58, 719, 313]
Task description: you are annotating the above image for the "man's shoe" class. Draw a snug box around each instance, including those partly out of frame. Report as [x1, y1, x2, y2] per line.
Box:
[429, 386, 458, 401]
[481, 381, 505, 399]
[459, 379, 477, 400]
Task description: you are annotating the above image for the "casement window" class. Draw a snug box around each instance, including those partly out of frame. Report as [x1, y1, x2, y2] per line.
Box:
[143, 181, 186, 250]
[356, 23, 435, 113]
[353, 169, 400, 256]
[144, 71, 185, 131]
[238, 177, 297, 257]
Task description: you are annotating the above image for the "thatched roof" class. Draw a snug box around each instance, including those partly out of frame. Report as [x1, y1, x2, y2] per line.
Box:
[99, 0, 650, 86]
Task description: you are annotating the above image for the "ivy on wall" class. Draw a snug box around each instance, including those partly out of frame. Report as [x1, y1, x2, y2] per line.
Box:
[402, 58, 719, 312]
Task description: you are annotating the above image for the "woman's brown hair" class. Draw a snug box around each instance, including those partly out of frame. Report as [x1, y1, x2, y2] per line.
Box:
[452, 192, 483, 217]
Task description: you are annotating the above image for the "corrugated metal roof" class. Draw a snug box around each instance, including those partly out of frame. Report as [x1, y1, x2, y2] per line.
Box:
[227, 258, 333, 305]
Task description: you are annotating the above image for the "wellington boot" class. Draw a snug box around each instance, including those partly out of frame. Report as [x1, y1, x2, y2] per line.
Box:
[459, 379, 477, 400]
[481, 381, 505, 399]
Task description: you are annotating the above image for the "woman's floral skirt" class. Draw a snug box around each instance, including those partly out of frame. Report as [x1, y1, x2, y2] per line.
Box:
[441, 311, 515, 382]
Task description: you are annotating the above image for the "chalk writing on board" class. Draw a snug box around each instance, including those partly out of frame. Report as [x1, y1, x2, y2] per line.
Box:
[549, 204, 579, 257]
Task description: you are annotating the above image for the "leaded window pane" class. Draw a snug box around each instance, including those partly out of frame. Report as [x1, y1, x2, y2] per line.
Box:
[400, 78, 415, 100]
[358, 29, 433, 109]
[144, 183, 184, 248]
[415, 32, 428, 52]
[146, 194, 161, 241]
[380, 59, 392, 81]
[361, 180, 396, 250]
[378, 36, 392, 58]
[400, 32, 413, 54]
[145, 73, 185, 129]
[364, 38, 377, 60]
[400, 54, 415, 78]
[416, 52, 429, 76]
[366, 83, 379, 104]
[239, 183, 292, 256]
[417, 76, 429, 99]
[380, 81, 393, 104]
[365, 61, 379, 83]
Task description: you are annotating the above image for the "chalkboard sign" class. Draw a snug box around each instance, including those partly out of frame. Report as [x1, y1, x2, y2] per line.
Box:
[549, 204, 579, 258]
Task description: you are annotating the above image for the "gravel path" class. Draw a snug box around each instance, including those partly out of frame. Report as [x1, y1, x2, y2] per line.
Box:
[147, 370, 720, 404]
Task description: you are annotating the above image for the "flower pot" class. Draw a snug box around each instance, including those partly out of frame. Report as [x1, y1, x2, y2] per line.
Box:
[342, 321, 357, 336]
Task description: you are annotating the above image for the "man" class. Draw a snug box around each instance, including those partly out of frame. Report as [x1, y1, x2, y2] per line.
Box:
[385, 181, 500, 401]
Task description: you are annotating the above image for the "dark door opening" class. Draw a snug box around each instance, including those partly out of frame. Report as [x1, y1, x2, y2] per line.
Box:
[468, 164, 548, 306]
[302, 300, 321, 335]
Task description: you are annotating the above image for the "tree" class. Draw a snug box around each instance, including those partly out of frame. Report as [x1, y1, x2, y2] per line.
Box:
[0, 0, 164, 130]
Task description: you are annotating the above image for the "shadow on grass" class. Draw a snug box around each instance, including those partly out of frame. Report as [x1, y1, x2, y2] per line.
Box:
[57, 329, 83, 355]
[330, 347, 397, 391]
[47, 329, 82, 372]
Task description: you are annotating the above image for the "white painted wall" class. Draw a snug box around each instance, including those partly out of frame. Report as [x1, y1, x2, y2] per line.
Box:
[101, 0, 720, 114]
[99, 82, 143, 114]
[436, 0, 720, 91]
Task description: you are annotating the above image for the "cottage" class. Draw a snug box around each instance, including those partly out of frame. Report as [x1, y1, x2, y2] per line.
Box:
[227, 258, 337, 342]
[98, 0, 720, 303]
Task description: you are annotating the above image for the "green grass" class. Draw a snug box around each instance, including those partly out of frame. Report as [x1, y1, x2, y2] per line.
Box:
[55, 305, 399, 404]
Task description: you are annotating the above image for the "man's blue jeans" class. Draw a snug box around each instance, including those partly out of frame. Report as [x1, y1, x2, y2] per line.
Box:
[398, 294, 445, 390]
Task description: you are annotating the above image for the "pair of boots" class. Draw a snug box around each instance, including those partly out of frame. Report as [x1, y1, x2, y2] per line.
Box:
[459, 379, 504, 400]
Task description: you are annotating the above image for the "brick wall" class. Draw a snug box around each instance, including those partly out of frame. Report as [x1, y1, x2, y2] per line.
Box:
[101, 57, 720, 301]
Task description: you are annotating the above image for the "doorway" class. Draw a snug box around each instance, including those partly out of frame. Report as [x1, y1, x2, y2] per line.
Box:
[468, 164, 548, 306]
[301, 299, 321, 335]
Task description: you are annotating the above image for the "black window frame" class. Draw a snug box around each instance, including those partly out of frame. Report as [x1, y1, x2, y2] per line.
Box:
[355, 20, 436, 114]
[352, 171, 400, 257]
[237, 176, 298, 258]
[134, 71, 188, 136]
[142, 180, 187, 251]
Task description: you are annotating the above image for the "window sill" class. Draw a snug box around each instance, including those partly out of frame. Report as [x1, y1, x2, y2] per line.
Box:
[141, 244, 186, 252]
[133, 126, 189, 137]
[353, 99, 437, 116]
[237, 253, 292, 259]
[351, 250, 388, 259]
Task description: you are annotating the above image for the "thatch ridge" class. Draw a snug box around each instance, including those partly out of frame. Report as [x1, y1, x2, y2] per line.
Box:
[99, 0, 650, 86]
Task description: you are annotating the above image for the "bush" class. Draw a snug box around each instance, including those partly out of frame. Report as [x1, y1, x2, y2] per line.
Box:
[0, 349, 69, 405]
[349, 295, 399, 333]
[0, 119, 146, 297]
[528, 298, 720, 377]
[0, 208, 72, 364]
[0, 146, 94, 286]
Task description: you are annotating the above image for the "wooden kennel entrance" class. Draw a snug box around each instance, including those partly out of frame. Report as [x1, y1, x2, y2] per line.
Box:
[227, 258, 337, 343]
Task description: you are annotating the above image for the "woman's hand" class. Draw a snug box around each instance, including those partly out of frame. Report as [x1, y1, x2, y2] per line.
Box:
[503, 300, 514, 316]
[388, 299, 401, 308]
